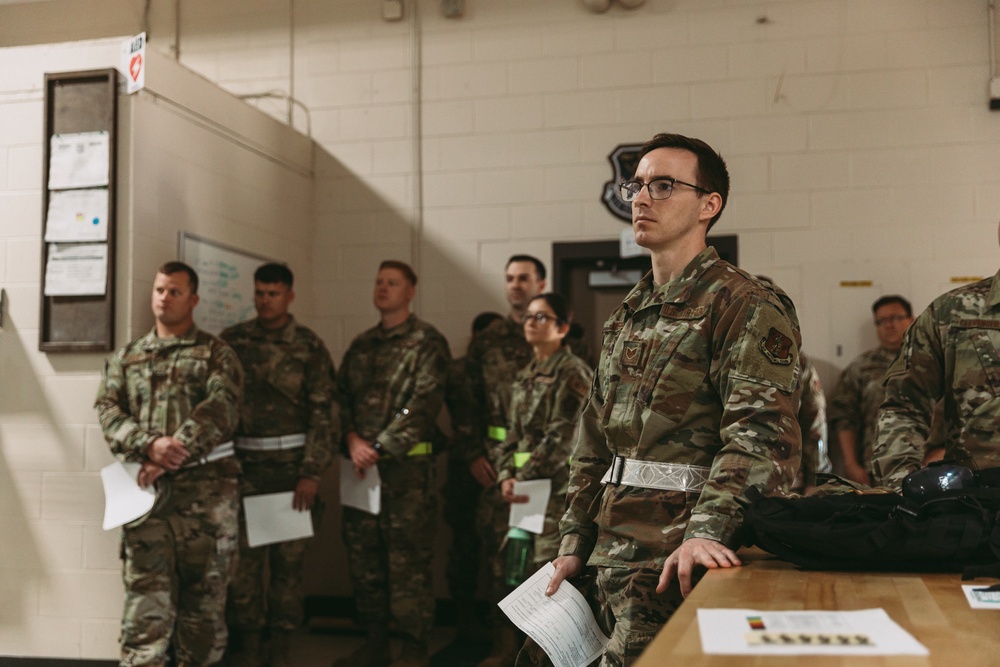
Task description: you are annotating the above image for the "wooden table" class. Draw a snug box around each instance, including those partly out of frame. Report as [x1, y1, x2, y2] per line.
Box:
[635, 556, 1000, 666]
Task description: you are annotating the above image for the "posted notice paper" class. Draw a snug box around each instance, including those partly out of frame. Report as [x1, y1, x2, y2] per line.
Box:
[44, 243, 108, 296]
[339, 458, 381, 515]
[48, 131, 110, 189]
[45, 188, 109, 242]
[507, 478, 552, 535]
[243, 492, 314, 548]
[697, 608, 928, 656]
[499, 562, 609, 667]
[100, 461, 156, 530]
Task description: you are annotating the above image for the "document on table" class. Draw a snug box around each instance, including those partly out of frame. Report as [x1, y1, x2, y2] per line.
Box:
[339, 458, 381, 515]
[507, 479, 551, 535]
[44, 243, 107, 295]
[45, 188, 109, 242]
[100, 461, 156, 530]
[697, 608, 928, 656]
[962, 585, 1000, 609]
[48, 131, 110, 189]
[243, 492, 314, 548]
[499, 562, 609, 667]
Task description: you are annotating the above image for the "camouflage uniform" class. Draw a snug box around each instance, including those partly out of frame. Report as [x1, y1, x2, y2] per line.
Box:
[518, 247, 802, 667]
[95, 326, 243, 667]
[496, 346, 593, 565]
[873, 272, 1000, 490]
[441, 355, 484, 603]
[220, 317, 337, 639]
[828, 346, 897, 472]
[793, 353, 832, 492]
[451, 316, 534, 606]
[338, 314, 450, 644]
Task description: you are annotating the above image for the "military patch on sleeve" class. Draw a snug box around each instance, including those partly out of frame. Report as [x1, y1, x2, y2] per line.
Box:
[732, 298, 799, 392]
[760, 327, 794, 365]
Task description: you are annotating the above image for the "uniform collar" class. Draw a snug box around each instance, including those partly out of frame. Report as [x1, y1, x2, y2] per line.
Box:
[622, 246, 720, 313]
[251, 315, 297, 343]
[524, 345, 570, 376]
[140, 324, 201, 350]
[378, 313, 417, 339]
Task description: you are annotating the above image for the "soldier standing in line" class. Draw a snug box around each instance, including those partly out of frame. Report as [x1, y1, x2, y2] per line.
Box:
[221, 263, 338, 667]
[441, 310, 502, 646]
[517, 134, 803, 666]
[874, 222, 1000, 489]
[828, 295, 914, 484]
[492, 293, 593, 667]
[95, 261, 243, 667]
[335, 260, 451, 667]
[451, 255, 545, 663]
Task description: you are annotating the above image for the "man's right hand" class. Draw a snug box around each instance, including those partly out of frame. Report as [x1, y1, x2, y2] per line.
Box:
[469, 455, 497, 488]
[843, 461, 871, 486]
[146, 436, 190, 470]
[544, 555, 583, 596]
[347, 431, 379, 471]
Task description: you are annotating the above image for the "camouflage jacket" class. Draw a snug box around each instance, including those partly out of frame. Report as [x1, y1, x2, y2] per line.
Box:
[557, 247, 803, 569]
[874, 272, 1000, 489]
[95, 326, 243, 466]
[454, 315, 533, 465]
[220, 316, 338, 479]
[338, 314, 450, 458]
[497, 347, 593, 554]
[795, 352, 831, 490]
[828, 346, 898, 468]
[444, 355, 474, 461]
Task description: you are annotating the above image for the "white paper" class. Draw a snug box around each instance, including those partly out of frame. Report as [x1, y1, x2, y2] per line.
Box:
[338, 458, 381, 515]
[100, 461, 156, 530]
[243, 492, 314, 548]
[498, 562, 609, 667]
[507, 479, 552, 535]
[962, 584, 1000, 609]
[45, 189, 109, 242]
[697, 608, 929, 656]
[44, 243, 108, 296]
[48, 131, 110, 189]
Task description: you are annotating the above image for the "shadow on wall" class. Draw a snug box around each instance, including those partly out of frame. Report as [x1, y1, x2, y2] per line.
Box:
[303, 147, 499, 605]
[0, 310, 49, 627]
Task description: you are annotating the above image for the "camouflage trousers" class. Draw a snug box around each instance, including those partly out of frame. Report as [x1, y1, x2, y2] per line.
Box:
[515, 566, 684, 667]
[342, 456, 437, 642]
[228, 451, 310, 632]
[442, 456, 484, 601]
[120, 463, 240, 667]
[476, 485, 512, 605]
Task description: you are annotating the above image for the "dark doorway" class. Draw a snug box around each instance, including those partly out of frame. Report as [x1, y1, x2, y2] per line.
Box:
[552, 236, 738, 364]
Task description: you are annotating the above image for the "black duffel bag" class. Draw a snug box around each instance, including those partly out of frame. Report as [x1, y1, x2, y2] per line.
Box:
[741, 465, 1000, 580]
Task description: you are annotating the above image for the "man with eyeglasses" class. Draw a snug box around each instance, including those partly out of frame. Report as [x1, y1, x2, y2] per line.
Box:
[874, 225, 1000, 488]
[829, 295, 914, 485]
[517, 134, 803, 666]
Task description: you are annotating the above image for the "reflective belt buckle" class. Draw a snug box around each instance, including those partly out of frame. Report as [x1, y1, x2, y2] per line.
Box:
[610, 455, 626, 486]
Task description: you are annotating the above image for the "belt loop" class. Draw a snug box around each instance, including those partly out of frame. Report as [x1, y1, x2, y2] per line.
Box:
[611, 455, 625, 486]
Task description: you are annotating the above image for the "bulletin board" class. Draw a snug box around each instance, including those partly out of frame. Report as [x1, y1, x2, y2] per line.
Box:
[178, 232, 275, 334]
[39, 69, 118, 352]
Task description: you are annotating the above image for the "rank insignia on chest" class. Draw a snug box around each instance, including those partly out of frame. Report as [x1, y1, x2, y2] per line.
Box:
[621, 340, 644, 369]
[760, 327, 793, 365]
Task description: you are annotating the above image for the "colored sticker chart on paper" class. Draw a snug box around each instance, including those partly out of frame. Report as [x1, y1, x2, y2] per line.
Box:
[962, 585, 1000, 609]
[697, 608, 928, 656]
[45, 188, 109, 242]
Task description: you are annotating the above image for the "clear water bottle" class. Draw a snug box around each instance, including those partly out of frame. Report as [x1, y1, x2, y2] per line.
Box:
[504, 527, 533, 586]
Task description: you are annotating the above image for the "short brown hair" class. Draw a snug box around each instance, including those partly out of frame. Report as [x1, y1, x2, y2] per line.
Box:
[158, 261, 199, 294]
[379, 260, 417, 286]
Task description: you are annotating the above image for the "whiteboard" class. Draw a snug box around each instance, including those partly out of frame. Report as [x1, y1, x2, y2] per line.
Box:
[178, 232, 275, 334]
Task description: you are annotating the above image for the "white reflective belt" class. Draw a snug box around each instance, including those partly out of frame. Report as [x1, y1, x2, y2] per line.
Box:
[183, 441, 236, 468]
[600, 457, 710, 493]
[235, 433, 307, 451]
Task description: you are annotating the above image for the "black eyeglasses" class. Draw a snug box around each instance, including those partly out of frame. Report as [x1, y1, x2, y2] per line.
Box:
[523, 312, 562, 326]
[619, 178, 709, 202]
[875, 314, 909, 327]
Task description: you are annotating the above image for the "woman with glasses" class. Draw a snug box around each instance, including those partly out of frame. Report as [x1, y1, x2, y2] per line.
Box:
[478, 293, 593, 667]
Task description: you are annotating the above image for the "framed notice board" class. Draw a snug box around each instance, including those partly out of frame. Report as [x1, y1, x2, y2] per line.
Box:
[179, 232, 275, 335]
[39, 69, 118, 352]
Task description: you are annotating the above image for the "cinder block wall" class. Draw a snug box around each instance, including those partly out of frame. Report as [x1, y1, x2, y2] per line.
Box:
[2, 0, 1000, 659]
